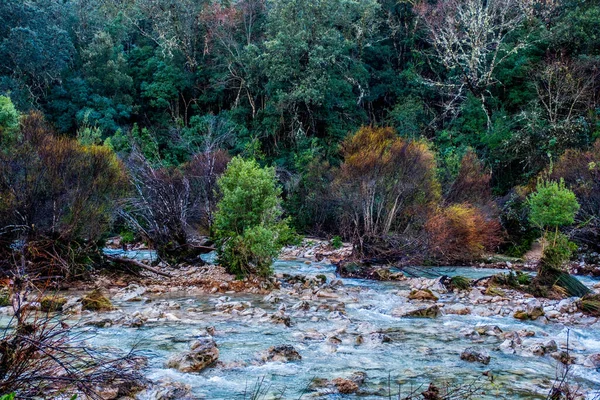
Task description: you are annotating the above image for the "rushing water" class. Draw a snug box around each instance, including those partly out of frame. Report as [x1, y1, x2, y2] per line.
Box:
[71, 251, 600, 399]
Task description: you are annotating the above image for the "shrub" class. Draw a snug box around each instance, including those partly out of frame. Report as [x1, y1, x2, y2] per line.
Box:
[213, 157, 293, 277]
[528, 179, 580, 229]
[335, 126, 440, 255]
[498, 188, 538, 257]
[0, 111, 127, 277]
[425, 204, 503, 264]
[120, 147, 229, 260]
[0, 274, 142, 398]
[539, 231, 577, 271]
[331, 236, 343, 250]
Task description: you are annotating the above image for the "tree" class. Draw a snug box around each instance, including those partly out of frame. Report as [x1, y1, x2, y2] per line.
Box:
[529, 179, 579, 230]
[415, 0, 533, 125]
[528, 179, 586, 296]
[120, 147, 230, 261]
[259, 0, 380, 146]
[213, 156, 292, 277]
[335, 126, 440, 254]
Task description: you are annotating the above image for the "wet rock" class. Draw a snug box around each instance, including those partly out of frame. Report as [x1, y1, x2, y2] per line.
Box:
[460, 347, 491, 365]
[291, 300, 310, 311]
[270, 311, 293, 327]
[550, 351, 575, 365]
[392, 304, 440, 318]
[113, 284, 147, 302]
[499, 339, 519, 354]
[85, 317, 116, 328]
[525, 299, 545, 319]
[215, 301, 251, 312]
[260, 345, 301, 362]
[474, 325, 503, 336]
[332, 378, 359, 394]
[143, 380, 194, 400]
[81, 289, 114, 311]
[165, 336, 219, 373]
[40, 296, 67, 312]
[583, 353, 600, 368]
[63, 297, 82, 314]
[446, 303, 471, 315]
[408, 289, 438, 301]
[95, 374, 148, 399]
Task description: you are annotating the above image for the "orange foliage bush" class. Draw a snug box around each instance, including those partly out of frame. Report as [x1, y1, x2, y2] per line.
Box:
[426, 204, 504, 264]
[335, 126, 440, 253]
[0, 112, 127, 276]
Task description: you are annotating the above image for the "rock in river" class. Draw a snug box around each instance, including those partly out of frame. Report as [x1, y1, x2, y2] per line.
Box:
[392, 304, 440, 318]
[460, 347, 491, 365]
[166, 336, 219, 373]
[260, 345, 302, 363]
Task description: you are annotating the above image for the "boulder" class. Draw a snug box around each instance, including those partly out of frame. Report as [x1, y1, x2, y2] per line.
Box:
[81, 290, 114, 311]
[260, 345, 301, 363]
[446, 303, 471, 315]
[583, 353, 600, 369]
[392, 304, 440, 318]
[408, 289, 438, 302]
[40, 296, 67, 312]
[460, 347, 491, 365]
[331, 378, 359, 394]
[474, 325, 503, 336]
[165, 337, 219, 373]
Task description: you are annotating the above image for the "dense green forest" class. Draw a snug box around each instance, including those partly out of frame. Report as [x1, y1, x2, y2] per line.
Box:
[1, 0, 599, 273]
[2, 2, 600, 398]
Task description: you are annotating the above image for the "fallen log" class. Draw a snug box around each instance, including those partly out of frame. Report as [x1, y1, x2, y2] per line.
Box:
[105, 255, 172, 278]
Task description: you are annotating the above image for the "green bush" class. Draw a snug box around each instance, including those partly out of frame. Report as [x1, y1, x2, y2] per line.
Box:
[540, 231, 578, 270]
[331, 236, 343, 249]
[213, 157, 293, 277]
[528, 179, 580, 229]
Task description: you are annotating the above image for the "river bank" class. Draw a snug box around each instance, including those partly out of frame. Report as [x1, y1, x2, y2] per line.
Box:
[4, 239, 598, 399]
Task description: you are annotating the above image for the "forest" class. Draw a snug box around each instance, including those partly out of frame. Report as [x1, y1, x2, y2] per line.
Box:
[0, 0, 600, 399]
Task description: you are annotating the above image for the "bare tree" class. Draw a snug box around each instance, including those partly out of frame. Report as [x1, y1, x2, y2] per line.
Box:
[120, 146, 229, 260]
[535, 58, 599, 126]
[415, 0, 533, 126]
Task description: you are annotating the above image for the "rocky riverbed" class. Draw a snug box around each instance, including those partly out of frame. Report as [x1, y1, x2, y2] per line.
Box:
[4, 240, 600, 399]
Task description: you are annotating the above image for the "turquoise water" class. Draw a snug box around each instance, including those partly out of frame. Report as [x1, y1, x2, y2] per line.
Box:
[79, 251, 600, 399]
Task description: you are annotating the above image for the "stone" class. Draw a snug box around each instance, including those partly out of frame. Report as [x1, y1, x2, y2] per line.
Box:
[261, 345, 301, 363]
[460, 347, 491, 365]
[165, 336, 219, 373]
[81, 290, 114, 311]
[584, 353, 600, 368]
[408, 289, 438, 301]
[445, 304, 471, 315]
[40, 296, 67, 312]
[332, 378, 359, 394]
[391, 304, 440, 318]
[474, 325, 503, 336]
[550, 351, 575, 365]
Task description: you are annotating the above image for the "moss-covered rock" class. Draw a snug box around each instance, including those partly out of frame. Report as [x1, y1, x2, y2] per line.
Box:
[0, 288, 10, 307]
[40, 296, 67, 312]
[81, 289, 114, 311]
[408, 289, 438, 301]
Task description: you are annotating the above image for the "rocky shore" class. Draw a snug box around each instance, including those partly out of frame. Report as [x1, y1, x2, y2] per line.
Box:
[7, 238, 599, 399]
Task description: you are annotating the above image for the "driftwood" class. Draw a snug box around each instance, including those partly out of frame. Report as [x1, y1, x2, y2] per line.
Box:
[106, 255, 172, 278]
